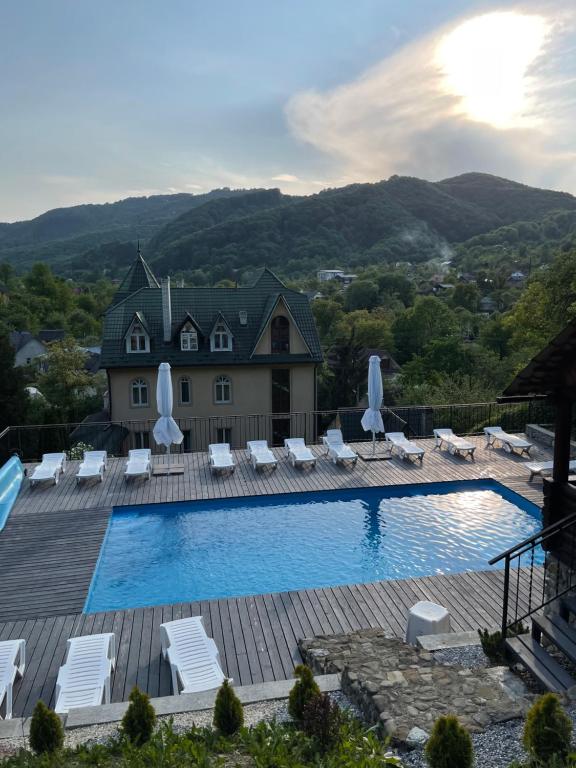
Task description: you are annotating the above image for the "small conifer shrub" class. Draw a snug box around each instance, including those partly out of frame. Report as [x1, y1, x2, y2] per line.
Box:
[523, 693, 572, 764]
[29, 700, 64, 754]
[288, 664, 321, 721]
[424, 715, 473, 768]
[121, 686, 157, 746]
[213, 679, 244, 735]
[302, 693, 342, 752]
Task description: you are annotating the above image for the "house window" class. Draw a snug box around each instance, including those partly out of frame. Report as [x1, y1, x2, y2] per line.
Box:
[214, 375, 232, 404]
[131, 378, 149, 407]
[180, 323, 198, 351]
[216, 427, 232, 445]
[179, 376, 191, 405]
[134, 431, 150, 449]
[211, 322, 232, 352]
[128, 322, 149, 353]
[271, 316, 290, 353]
[182, 429, 191, 452]
[272, 369, 290, 412]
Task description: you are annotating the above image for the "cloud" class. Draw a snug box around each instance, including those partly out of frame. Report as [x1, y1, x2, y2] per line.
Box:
[286, 5, 576, 192]
[271, 173, 300, 182]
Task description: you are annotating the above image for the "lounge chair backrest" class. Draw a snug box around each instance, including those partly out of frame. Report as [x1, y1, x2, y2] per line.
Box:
[83, 451, 106, 463]
[247, 440, 269, 453]
[386, 432, 407, 442]
[325, 429, 344, 444]
[209, 443, 230, 455]
[285, 438, 305, 449]
[42, 452, 65, 465]
[128, 449, 151, 461]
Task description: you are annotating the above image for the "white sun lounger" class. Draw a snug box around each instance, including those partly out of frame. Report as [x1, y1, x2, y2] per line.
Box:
[321, 429, 358, 467]
[246, 441, 278, 471]
[160, 616, 229, 694]
[385, 432, 424, 463]
[525, 460, 576, 482]
[484, 427, 533, 457]
[55, 633, 116, 714]
[29, 452, 67, 488]
[284, 438, 316, 469]
[209, 443, 235, 474]
[433, 429, 476, 459]
[76, 451, 107, 484]
[124, 448, 152, 481]
[0, 639, 25, 720]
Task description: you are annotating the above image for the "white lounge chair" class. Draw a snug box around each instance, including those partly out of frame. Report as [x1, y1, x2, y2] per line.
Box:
[433, 429, 476, 460]
[209, 443, 235, 474]
[385, 432, 424, 463]
[55, 633, 116, 714]
[484, 427, 533, 457]
[0, 639, 25, 720]
[246, 441, 278, 471]
[124, 448, 152, 481]
[321, 429, 358, 467]
[284, 438, 316, 469]
[160, 616, 229, 694]
[76, 451, 107, 484]
[525, 460, 576, 482]
[29, 452, 67, 488]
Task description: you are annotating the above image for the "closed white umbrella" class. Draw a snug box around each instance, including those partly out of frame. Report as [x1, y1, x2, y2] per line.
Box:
[361, 355, 384, 455]
[153, 362, 183, 474]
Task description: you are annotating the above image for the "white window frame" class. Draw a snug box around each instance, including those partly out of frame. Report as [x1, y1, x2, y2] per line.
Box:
[180, 323, 198, 351]
[214, 375, 232, 404]
[210, 322, 232, 352]
[126, 321, 149, 353]
[179, 376, 192, 405]
[131, 378, 149, 407]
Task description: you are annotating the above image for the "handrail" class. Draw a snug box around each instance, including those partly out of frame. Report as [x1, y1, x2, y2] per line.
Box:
[489, 509, 576, 565]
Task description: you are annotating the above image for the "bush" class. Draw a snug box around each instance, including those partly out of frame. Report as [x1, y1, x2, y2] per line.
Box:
[523, 693, 572, 764]
[29, 700, 64, 754]
[67, 441, 93, 461]
[478, 622, 527, 664]
[121, 686, 156, 746]
[213, 679, 244, 736]
[301, 693, 342, 752]
[424, 715, 473, 768]
[288, 664, 321, 721]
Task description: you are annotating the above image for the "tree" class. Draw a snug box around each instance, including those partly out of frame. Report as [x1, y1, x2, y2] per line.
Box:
[392, 296, 458, 362]
[336, 310, 394, 352]
[450, 283, 480, 312]
[344, 280, 380, 311]
[37, 339, 91, 421]
[0, 333, 28, 429]
[376, 272, 415, 307]
[312, 299, 344, 341]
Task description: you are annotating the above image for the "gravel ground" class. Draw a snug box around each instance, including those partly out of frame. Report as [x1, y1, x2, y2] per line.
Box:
[432, 644, 489, 669]
[0, 691, 362, 756]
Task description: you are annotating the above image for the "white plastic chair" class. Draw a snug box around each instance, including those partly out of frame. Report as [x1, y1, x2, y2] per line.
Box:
[321, 429, 358, 466]
[246, 441, 278, 471]
[0, 639, 25, 719]
[209, 444, 235, 474]
[433, 429, 476, 459]
[284, 438, 316, 469]
[124, 448, 152, 481]
[160, 616, 229, 694]
[385, 433, 424, 463]
[484, 427, 533, 457]
[29, 452, 67, 488]
[76, 451, 107, 484]
[55, 633, 115, 714]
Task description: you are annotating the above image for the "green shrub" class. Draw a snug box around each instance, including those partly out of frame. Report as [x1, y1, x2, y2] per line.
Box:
[121, 686, 156, 746]
[301, 693, 343, 752]
[478, 622, 527, 664]
[523, 693, 572, 765]
[424, 715, 473, 768]
[67, 442, 93, 461]
[213, 679, 244, 736]
[29, 700, 64, 754]
[288, 664, 321, 721]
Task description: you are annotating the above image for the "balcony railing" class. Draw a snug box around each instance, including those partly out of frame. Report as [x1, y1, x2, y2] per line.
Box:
[0, 398, 554, 463]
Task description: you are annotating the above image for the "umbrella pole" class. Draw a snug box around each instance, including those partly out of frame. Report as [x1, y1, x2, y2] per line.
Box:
[167, 445, 171, 475]
[372, 431, 376, 456]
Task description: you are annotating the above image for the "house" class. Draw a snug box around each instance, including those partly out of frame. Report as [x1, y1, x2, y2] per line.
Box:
[9, 329, 66, 367]
[317, 269, 345, 282]
[101, 254, 323, 450]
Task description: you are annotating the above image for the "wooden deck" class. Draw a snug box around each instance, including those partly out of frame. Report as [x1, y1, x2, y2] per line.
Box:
[0, 434, 550, 717]
[0, 567, 544, 718]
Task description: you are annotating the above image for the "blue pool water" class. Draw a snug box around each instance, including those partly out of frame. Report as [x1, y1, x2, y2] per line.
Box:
[85, 480, 543, 613]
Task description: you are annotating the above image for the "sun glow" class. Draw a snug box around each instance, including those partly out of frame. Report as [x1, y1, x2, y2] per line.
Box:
[436, 12, 548, 129]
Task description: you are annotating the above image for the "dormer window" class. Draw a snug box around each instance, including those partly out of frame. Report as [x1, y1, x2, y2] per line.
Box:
[127, 320, 149, 353]
[271, 316, 290, 354]
[211, 321, 232, 352]
[180, 322, 198, 351]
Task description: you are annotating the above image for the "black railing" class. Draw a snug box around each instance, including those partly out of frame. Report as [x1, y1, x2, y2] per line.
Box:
[0, 398, 552, 463]
[489, 510, 576, 639]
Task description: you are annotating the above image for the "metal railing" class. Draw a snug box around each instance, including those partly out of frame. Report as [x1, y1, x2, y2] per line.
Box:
[0, 398, 554, 463]
[489, 510, 576, 639]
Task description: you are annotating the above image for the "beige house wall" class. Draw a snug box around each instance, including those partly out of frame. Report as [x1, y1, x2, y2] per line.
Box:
[108, 363, 317, 451]
[252, 299, 310, 355]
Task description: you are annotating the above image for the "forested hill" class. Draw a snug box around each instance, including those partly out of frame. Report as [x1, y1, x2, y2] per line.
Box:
[2, 173, 576, 279]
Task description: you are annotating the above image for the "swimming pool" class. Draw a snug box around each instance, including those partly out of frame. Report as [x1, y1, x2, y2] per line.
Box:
[84, 480, 543, 613]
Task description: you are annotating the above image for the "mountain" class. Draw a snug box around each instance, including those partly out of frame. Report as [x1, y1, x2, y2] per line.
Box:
[2, 173, 576, 279]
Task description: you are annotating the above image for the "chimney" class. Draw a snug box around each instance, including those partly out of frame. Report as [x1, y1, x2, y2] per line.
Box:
[161, 277, 172, 342]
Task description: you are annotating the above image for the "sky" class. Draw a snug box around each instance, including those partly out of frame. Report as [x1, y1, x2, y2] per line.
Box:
[1, 0, 575, 221]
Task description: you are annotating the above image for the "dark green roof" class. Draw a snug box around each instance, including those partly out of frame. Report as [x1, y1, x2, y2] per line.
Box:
[112, 252, 160, 306]
[101, 266, 322, 368]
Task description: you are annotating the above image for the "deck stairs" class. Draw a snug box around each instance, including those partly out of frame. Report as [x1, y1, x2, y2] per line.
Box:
[506, 597, 576, 692]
